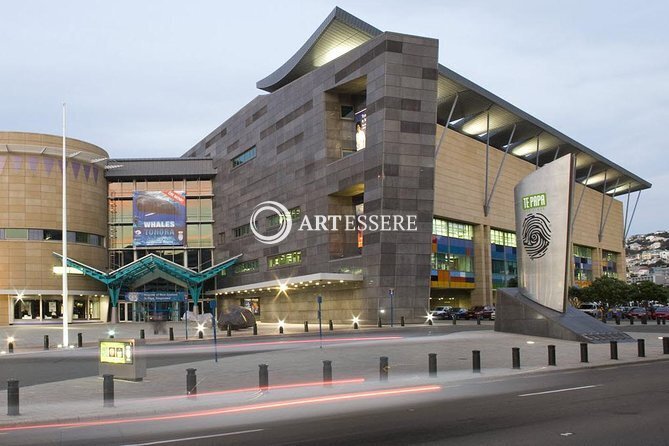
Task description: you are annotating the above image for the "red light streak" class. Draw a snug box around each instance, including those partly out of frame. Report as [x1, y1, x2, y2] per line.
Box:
[0, 385, 441, 433]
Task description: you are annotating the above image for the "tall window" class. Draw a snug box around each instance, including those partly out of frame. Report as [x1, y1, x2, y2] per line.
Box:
[232, 146, 256, 168]
[490, 229, 517, 288]
[602, 250, 618, 278]
[233, 224, 251, 239]
[267, 207, 301, 228]
[431, 218, 475, 288]
[574, 245, 594, 286]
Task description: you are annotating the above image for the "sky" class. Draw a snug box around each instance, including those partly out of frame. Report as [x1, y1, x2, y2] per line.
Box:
[1, 1, 667, 236]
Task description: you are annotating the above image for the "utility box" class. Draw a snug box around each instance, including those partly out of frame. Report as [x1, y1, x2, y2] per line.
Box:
[98, 338, 146, 381]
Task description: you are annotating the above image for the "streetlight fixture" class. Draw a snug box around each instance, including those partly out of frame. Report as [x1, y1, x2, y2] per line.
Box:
[61, 103, 69, 347]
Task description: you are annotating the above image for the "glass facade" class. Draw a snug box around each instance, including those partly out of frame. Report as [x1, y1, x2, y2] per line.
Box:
[602, 250, 618, 278]
[431, 218, 474, 288]
[234, 259, 259, 274]
[490, 229, 517, 288]
[574, 244, 594, 287]
[13, 295, 101, 322]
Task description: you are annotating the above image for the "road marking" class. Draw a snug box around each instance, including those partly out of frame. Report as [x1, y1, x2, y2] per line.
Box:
[121, 429, 264, 445]
[518, 385, 601, 397]
[560, 433, 574, 437]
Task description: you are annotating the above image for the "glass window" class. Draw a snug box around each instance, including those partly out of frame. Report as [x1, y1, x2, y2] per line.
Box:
[5, 229, 28, 239]
[234, 259, 259, 274]
[200, 224, 213, 246]
[200, 198, 213, 220]
[200, 250, 212, 269]
[232, 146, 256, 168]
[233, 224, 251, 239]
[28, 229, 44, 240]
[44, 229, 62, 241]
[187, 199, 200, 221]
[267, 206, 300, 228]
[187, 224, 201, 247]
[432, 218, 473, 240]
[200, 180, 213, 195]
[75, 232, 88, 243]
[268, 251, 302, 268]
[186, 180, 200, 195]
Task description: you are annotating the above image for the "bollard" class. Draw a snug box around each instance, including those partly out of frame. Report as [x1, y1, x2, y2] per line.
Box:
[663, 337, 669, 354]
[186, 368, 197, 397]
[452, 316, 457, 325]
[169, 327, 174, 341]
[601, 313, 607, 324]
[428, 318, 433, 326]
[378, 317, 382, 328]
[428, 353, 437, 377]
[615, 315, 620, 325]
[548, 345, 556, 366]
[323, 360, 332, 386]
[259, 364, 269, 390]
[353, 322, 359, 330]
[477, 316, 481, 325]
[227, 324, 232, 337]
[472, 350, 481, 373]
[77, 333, 83, 348]
[400, 316, 405, 327]
[663, 318, 666, 325]
[103, 374, 114, 408]
[304, 321, 309, 332]
[610, 341, 618, 360]
[580, 343, 589, 363]
[279, 325, 284, 334]
[253, 322, 258, 335]
[140, 329, 145, 339]
[198, 330, 204, 339]
[7, 380, 19, 416]
[512, 347, 520, 369]
[641, 315, 647, 325]
[657, 317, 661, 326]
[380, 356, 389, 381]
[630, 317, 634, 325]
[328, 320, 334, 331]
[8, 342, 13, 354]
[638, 339, 645, 357]
[44, 335, 49, 350]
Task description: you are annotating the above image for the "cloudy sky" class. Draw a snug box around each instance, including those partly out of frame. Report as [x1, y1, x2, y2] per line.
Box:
[1, 1, 666, 236]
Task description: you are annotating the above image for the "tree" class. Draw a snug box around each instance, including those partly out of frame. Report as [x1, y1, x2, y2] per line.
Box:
[577, 276, 630, 308]
[628, 281, 669, 305]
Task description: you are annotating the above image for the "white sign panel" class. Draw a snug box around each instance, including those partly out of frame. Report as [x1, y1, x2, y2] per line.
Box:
[514, 155, 573, 313]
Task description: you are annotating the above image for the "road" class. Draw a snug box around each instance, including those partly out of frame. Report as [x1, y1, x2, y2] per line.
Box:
[1, 359, 667, 445]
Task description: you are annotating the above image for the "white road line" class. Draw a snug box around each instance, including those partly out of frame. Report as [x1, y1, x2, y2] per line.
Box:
[121, 428, 264, 445]
[518, 384, 601, 397]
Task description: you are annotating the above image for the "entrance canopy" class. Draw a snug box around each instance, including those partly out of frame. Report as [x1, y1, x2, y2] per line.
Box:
[52, 252, 242, 307]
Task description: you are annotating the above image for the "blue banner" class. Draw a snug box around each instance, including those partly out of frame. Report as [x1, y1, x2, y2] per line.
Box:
[125, 291, 187, 302]
[133, 191, 186, 247]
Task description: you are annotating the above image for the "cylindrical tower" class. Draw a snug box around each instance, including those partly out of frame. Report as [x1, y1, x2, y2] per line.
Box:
[0, 132, 109, 325]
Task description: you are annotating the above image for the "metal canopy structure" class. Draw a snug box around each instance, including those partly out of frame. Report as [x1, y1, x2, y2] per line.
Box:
[258, 7, 651, 197]
[52, 252, 242, 308]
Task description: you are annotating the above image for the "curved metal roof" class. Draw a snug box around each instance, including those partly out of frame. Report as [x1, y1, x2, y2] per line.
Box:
[256, 7, 651, 197]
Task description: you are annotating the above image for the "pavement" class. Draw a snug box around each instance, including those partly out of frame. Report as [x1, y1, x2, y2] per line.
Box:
[0, 320, 668, 431]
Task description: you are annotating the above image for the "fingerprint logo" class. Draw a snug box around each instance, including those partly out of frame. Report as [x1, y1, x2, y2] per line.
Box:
[250, 201, 292, 245]
[521, 213, 551, 260]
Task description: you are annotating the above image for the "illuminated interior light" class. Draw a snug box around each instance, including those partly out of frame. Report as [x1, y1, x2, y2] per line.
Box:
[196, 323, 206, 333]
[7, 337, 15, 344]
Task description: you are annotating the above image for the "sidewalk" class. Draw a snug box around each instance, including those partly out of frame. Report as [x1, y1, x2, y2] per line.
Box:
[1, 327, 668, 427]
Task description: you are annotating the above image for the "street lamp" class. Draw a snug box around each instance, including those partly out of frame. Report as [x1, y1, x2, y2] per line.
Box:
[61, 103, 69, 347]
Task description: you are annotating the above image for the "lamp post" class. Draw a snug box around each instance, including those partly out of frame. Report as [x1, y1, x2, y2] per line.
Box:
[389, 288, 395, 327]
[317, 295, 323, 349]
[61, 103, 69, 347]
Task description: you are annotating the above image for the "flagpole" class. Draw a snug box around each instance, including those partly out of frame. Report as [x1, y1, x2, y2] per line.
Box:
[62, 103, 69, 347]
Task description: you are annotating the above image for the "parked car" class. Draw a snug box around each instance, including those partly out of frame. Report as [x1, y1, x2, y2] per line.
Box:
[653, 306, 669, 320]
[430, 306, 451, 320]
[626, 307, 648, 320]
[578, 302, 599, 318]
[468, 306, 496, 320]
[448, 307, 468, 320]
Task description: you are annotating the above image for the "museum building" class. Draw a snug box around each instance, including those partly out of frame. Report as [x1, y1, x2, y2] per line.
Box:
[0, 8, 651, 326]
